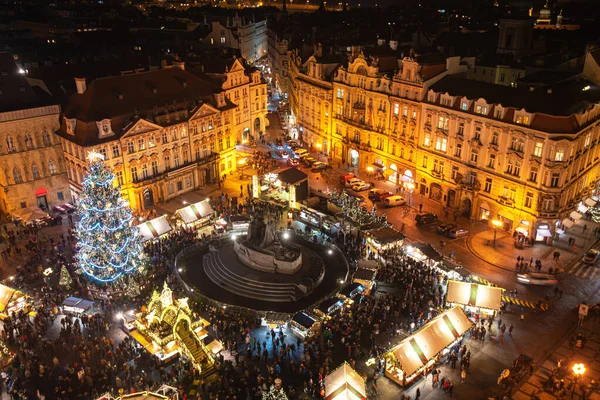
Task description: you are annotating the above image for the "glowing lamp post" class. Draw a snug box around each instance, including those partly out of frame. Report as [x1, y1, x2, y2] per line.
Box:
[238, 158, 247, 179]
[571, 363, 585, 399]
[316, 142, 322, 161]
[491, 219, 503, 246]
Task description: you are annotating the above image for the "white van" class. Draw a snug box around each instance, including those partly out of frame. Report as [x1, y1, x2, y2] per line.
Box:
[293, 149, 308, 159]
[383, 195, 407, 207]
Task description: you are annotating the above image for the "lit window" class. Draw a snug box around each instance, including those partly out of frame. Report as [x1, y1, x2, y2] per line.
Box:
[435, 137, 447, 152]
[555, 150, 564, 161]
[533, 142, 543, 157]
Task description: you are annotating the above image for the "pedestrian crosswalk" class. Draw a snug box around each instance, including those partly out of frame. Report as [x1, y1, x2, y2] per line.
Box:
[569, 261, 600, 279]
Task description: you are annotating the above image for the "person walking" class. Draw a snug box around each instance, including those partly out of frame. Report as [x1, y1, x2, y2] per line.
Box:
[461, 368, 467, 383]
[415, 387, 421, 399]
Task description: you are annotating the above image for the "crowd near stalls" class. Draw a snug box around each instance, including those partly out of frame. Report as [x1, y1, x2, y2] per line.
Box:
[257, 168, 309, 208]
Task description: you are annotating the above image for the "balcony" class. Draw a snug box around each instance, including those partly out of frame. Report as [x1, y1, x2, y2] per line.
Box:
[538, 210, 559, 219]
[431, 170, 443, 179]
[352, 102, 365, 110]
[497, 196, 515, 206]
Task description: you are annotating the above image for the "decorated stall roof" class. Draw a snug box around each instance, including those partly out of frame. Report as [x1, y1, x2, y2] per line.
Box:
[317, 297, 344, 315]
[176, 199, 214, 224]
[369, 227, 406, 245]
[292, 312, 317, 329]
[446, 280, 503, 311]
[324, 362, 367, 400]
[339, 282, 364, 299]
[353, 268, 377, 282]
[413, 243, 443, 262]
[388, 306, 473, 378]
[137, 216, 172, 242]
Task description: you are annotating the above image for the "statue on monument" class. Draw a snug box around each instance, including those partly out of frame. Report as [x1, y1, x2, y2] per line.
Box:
[261, 216, 278, 248]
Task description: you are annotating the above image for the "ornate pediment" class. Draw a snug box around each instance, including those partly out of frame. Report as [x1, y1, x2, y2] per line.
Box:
[190, 104, 220, 121]
[123, 119, 162, 138]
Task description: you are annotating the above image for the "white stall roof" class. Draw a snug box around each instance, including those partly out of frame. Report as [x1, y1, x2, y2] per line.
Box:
[137, 216, 172, 242]
[446, 280, 503, 311]
[324, 362, 366, 400]
[176, 200, 214, 224]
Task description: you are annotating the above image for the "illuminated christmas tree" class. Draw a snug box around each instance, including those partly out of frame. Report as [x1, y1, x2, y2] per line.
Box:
[75, 152, 143, 284]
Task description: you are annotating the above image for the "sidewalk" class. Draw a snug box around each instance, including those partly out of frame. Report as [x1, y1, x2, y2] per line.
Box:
[513, 317, 600, 400]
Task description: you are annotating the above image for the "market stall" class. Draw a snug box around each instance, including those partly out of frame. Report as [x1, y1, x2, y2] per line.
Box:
[367, 227, 405, 255]
[175, 199, 214, 228]
[324, 362, 367, 400]
[229, 215, 251, 234]
[446, 280, 504, 316]
[315, 297, 344, 318]
[290, 312, 320, 339]
[12, 207, 52, 227]
[339, 282, 365, 301]
[137, 216, 172, 243]
[62, 297, 95, 315]
[0, 284, 27, 320]
[258, 168, 309, 209]
[353, 260, 378, 293]
[384, 306, 473, 387]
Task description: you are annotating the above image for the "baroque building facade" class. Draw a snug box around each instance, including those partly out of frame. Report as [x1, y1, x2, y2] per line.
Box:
[57, 61, 267, 211]
[0, 53, 71, 216]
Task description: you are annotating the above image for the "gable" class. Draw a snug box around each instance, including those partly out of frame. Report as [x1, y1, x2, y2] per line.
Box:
[230, 58, 245, 72]
[122, 119, 163, 138]
[190, 103, 220, 120]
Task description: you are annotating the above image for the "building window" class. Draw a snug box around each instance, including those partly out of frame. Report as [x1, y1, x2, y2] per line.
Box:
[422, 155, 428, 168]
[403, 106, 408, 117]
[525, 192, 533, 208]
[433, 159, 444, 174]
[423, 134, 431, 147]
[42, 131, 51, 146]
[127, 142, 134, 154]
[529, 166, 538, 182]
[138, 138, 145, 151]
[555, 150, 564, 161]
[475, 104, 487, 115]
[13, 167, 22, 184]
[393, 103, 399, 115]
[195, 147, 200, 160]
[461, 102, 467, 111]
[186, 176, 192, 187]
[116, 171, 124, 186]
[31, 163, 40, 180]
[218, 138, 223, 151]
[451, 166, 459, 180]
[457, 123, 464, 136]
[20, 201, 26, 208]
[174, 153, 180, 167]
[162, 131, 168, 143]
[131, 167, 138, 182]
[488, 154, 496, 168]
[470, 149, 478, 163]
[455, 143, 462, 158]
[515, 114, 530, 125]
[112, 144, 120, 158]
[337, 88, 344, 99]
[24, 134, 33, 150]
[510, 188, 516, 200]
[151, 160, 159, 175]
[226, 137, 231, 149]
[48, 160, 57, 175]
[168, 183, 174, 194]
[435, 137, 447, 152]
[474, 127, 481, 140]
[142, 164, 148, 179]
[533, 142, 543, 157]
[164, 156, 170, 170]
[148, 136, 156, 148]
[437, 116, 449, 130]
[177, 181, 183, 191]
[550, 173, 560, 187]
[506, 159, 520, 176]
[484, 178, 492, 193]
[99, 148, 107, 160]
[510, 137, 524, 152]
[57, 191, 64, 201]
[6, 136, 15, 153]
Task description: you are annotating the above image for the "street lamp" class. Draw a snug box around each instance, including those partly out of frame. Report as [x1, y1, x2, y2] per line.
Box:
[491, 219, 503, 246]
[571, 363, 585, 399]
[238, 158, 247, 178]
[366, 166, 374, 183]
[315, 142, 322, 161]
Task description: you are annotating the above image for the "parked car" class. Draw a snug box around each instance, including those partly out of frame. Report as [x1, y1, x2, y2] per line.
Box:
[278, 151, 289, 159]
[383, 195, 407, 207]
[345, 178, 362, 188]
[415, 213, 438, 225]
[302, 157, 316, 167]
[517, 273, 558, 286]
[339, 173, 356, 184]
[292, 149, 308, 158]
[368, 188, 393, 201]
[448, 228, 469, 238]
[436, 223, 456, 235]
[311, 161, 328, 171]
[287, 158, 299, 167]
[351, 182, 371, 191]
[582, 248, 600, 264]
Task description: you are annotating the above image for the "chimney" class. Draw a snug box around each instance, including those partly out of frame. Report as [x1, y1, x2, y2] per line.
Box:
[377, 38, 386, 47]
[74, 77, 86, 94]
[389, 40, 398, 51]
[173, 61, 185, 71]
[547, 88, 552, 94]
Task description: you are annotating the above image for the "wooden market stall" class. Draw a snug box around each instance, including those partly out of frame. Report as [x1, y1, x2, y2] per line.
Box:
[0, 283, 27, 320]
[352, 260, 378, 293]
[175, 199, 214, 228]
[315, 297, 344, 319]
[324, 362, 367, 400]
[137, 216, 172, 243]
[446, 280, 504, 316]
[384, 306, 473, 387]
[367, 227, 405, 254]
[339, 282, 365, 301]
[291, 312, 320, 339]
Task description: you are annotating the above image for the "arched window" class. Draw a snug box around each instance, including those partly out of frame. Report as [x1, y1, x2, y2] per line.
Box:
[24, 134, 33, 150]
[48, 160, 57, 175]
[13, 167, 22, 184]
[42, 130, 51, 146]
[6, 136, 15, 153]
[31, 163, 41, 180]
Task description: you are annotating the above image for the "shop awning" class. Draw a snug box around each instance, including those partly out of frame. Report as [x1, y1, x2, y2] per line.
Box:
[562, 218, 575, 229]
[388, 306, 473, 378]
[292, 312, 316, 329]
[515, 226, 529, 235]
[372, 161, 385, 169]
[353, 268, 377, 282]
[324, 362, 366, 400]
[578, 204, 589, 213]
[176, 200, 214, 225]
[446, 281, 503, 310]
[570, 211, 583, 221]
[585, 197, 597, 207]
[413, 243, 443, 262]
[537, 228, 552, 237]
[0, 284, 18, 313]
[137, 216, 172, 242]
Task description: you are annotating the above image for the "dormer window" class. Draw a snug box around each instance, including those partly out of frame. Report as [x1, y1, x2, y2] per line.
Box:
[494, 106, 504, 119]
[427, 91, 436, 102]
[440, 95, 453, 107]
[475, 104, 488, 115]
[96, 119, 114, 138]
[514, 110, 532, 125]
[461, 102, 468, 111]
[65, 118, 76, 135]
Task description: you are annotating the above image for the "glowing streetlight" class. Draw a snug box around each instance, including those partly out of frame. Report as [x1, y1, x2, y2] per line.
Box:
[327, 249, 333, 255]
[283, 231, 290, 239]
[571, 363, 585, 399]
[238, 157, 247, 178]
[491, 219, 503, 246]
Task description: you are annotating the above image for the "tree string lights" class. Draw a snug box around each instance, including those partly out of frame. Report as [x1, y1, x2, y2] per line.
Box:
[75, 151, 143, 284]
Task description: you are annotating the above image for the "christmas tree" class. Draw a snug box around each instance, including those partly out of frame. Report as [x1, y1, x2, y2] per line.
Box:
[59, 265, 73, 287]
[262, 379, 288, 400]
[75, 151, 143, 284]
